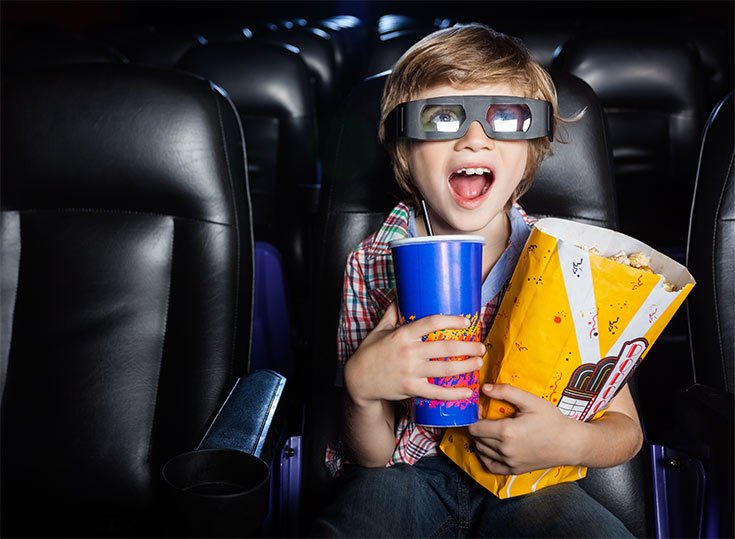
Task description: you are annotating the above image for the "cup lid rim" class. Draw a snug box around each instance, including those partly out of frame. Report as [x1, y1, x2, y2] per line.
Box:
[389, 234, 486, 247]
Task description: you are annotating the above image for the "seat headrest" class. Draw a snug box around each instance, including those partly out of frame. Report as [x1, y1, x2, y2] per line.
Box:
[178, 41, 313, 120]
[365, 29, 433, 77]
[259, 27, 339, 106]
[553, 33, 704, 113]
[1, 63, 245, 225]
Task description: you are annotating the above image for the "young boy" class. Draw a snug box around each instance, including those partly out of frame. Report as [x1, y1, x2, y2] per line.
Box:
[313, 24, 642, 537]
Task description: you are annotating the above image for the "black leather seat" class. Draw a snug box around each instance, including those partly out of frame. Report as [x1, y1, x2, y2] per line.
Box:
[375, 14, 435, 35]
[302, 71, 652, 537]
[364, 27, 435, 78]
[253, 25, 341, 156]
[177, 40, 319, 364]
[684, 91, 734, 538]
[0, 63, 253, 537]
[310, 16, 367, 96]
[118, 25, 205, 68]
[552, 32, 707, 257]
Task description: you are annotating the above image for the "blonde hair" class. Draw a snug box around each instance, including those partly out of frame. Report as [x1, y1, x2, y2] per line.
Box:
[378, 23, 562, 209]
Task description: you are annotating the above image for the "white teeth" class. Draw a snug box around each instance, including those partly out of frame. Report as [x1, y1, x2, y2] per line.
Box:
[457, 167, 491, 175]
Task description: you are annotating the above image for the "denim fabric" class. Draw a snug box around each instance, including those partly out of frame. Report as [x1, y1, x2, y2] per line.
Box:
[309, 455, 634, 538]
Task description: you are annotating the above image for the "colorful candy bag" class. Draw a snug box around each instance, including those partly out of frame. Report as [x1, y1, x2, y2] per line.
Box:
[440, 218, 695, 498]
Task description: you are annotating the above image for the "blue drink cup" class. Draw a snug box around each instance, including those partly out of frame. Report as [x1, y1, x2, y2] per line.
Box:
[389, 235, 485, 427]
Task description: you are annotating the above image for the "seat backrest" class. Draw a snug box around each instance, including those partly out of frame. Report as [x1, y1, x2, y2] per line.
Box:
[310, 16, 368, 95]
[686, 92, 734, 395]
[364, 28, 435, 78]
[256, 26, 340, 154]
[376, 14, 435, 35]
[0, 63, 253, 537]
[177, 40, 317, 300]
[552, 32, 706, 255]
[305, 70, 653, 536]
[119, 25, 204, 68]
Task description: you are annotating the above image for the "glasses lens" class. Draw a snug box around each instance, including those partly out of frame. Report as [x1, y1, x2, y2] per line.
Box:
[486, 104, 532, 133]
[420, 105, 466, 133]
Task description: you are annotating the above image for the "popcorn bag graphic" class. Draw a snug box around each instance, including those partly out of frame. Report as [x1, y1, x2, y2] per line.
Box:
[440, 218, 695, 498]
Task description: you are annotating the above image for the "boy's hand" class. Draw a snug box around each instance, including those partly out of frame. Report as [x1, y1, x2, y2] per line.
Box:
[467, 383, 583, 475]
[344, 301, 486, 407]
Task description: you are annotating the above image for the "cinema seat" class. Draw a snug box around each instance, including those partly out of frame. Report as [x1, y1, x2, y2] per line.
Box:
[0, 63, 254, 537]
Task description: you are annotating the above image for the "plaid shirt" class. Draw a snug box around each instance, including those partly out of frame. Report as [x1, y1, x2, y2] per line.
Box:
[326, 201, 536, 476]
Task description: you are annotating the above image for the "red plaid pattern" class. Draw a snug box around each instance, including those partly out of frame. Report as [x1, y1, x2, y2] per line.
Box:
[326, 201, 534, 476]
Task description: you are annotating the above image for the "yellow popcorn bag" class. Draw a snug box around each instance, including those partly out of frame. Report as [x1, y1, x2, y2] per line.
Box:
[440, 218, 695, 498]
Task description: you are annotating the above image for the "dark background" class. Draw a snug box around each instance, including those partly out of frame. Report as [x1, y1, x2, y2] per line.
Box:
[2, 1, 733, 36]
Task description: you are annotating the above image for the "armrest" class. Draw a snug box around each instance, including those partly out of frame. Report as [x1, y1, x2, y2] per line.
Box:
[197, 369, 287, 465]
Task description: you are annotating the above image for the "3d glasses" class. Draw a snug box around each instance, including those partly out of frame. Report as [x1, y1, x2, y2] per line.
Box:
[386, 95, 554, 142]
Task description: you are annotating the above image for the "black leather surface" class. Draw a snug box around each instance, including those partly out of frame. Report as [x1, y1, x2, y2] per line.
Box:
[364, 28, 434, 78]
[304, 71, 652, 536]
[119, 26, 203, 68]
[177, 40, 318, 323]
[686, 92, 734, 394]
[0, 63, 253, 536]
[524, 70, 618, 229]
[683, 91, 735, 539]
[553, 32, 706, 252]
[258, 27, 340, 124]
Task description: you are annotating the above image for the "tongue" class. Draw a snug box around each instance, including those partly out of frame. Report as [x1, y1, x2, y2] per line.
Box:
[450, 174, 487, 199]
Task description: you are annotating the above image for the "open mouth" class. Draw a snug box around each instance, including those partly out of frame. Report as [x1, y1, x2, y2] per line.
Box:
[448, 167, 493, 206]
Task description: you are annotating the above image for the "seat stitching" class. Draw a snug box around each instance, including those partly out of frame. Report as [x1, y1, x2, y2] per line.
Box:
[213, 84, 247, 378]
[10, 207, 235, 227]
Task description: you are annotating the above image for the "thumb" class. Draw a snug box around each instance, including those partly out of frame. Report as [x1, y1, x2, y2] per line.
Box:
[481, 383, 540, 413]
[375, 300, 400, 329]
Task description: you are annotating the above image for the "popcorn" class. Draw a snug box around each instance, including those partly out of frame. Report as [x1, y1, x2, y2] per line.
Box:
[605, 250, 677, 292]
[628, 251, 651, 269]
[609, 250, 630, 265]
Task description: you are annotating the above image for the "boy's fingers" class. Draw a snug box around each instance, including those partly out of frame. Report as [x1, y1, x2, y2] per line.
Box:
[482, 383, 539, 412]
[418, 383, 474, 402]
[422, 340, 486, 360]
[424, 357, 482, 378]
[467, 418, 505, 441]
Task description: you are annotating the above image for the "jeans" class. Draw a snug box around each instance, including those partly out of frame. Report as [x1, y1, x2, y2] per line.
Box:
[309, 455, 634, 538]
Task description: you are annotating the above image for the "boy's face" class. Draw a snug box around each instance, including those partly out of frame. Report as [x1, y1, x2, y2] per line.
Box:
[408, 82, 529, 237]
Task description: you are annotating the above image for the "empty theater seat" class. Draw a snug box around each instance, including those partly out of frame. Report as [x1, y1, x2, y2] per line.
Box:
[253, 25, 341, 155]
[117, 24, 205, 68]
[177, 39, 320, 366]
[552, 32, 707, 257]
[0, 63, 254, 537]
[363, 27, 435, 78]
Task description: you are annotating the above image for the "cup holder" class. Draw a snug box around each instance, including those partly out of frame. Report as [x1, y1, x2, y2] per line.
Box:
[162, 448, 270, 537]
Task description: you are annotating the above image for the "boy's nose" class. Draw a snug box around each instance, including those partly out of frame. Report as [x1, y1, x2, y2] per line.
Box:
[456, 120, 495, 151]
